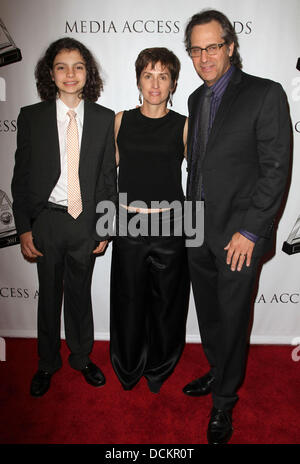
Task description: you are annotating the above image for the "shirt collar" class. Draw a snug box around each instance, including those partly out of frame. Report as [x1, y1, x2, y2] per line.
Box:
[56, 98, 84, 125]
[205, 65, 235, 99]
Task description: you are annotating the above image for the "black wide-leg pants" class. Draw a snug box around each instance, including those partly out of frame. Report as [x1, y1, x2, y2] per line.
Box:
[110, 233, 190, 391]
[32, 207, 96, 373]
[188, 241, 260, 411]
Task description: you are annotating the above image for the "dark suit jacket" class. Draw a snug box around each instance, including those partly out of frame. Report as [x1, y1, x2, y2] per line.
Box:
[187, 68, 291, 257]
[11, 100, 117, 241]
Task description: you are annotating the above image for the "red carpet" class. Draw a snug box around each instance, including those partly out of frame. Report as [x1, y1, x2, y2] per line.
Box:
[0, 339, 299, 445]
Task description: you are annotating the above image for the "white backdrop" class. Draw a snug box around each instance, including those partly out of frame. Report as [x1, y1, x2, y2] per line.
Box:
[0, 0, 300, 344]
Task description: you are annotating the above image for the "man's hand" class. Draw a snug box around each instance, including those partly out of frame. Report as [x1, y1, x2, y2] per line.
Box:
[224, 232, 255, 271]
[20, 231, 43, 260]
[93, 240, 108, 254]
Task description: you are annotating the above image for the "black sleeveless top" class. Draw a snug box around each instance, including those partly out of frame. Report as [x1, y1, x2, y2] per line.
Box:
[117, 108, 186, 207]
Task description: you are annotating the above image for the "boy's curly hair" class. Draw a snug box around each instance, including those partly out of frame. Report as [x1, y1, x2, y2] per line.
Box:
[35, 37, 103, 102]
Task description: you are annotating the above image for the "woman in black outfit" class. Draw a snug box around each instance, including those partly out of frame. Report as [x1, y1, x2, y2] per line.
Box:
[110, 48, 190, 393]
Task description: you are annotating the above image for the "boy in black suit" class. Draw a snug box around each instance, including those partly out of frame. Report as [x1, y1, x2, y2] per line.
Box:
[11, 38, 117, 396]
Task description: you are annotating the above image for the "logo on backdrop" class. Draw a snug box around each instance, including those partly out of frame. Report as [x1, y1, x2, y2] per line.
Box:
[0, 189, 19, 248]
[65, 19, 180, 34]
[0, 18, 22, 67]
[0, 76, 5, 101]
[0, 119, 17, 131]
[291, 58, 300, 133]
[65, 19, 252, 35]
[233, 21, 252, 34]
[282, 58, 300, 255]
[282, 215, 300, 255]
[256, 293, 300, 304]
[0, 287, 38, 299]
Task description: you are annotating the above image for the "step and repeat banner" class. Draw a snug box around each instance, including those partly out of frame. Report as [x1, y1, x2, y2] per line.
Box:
[0, 0, 300, 344]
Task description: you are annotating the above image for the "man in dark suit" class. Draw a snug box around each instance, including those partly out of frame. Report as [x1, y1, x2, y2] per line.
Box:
[183, 10, 291, 444]
[11, 38, 117, 397]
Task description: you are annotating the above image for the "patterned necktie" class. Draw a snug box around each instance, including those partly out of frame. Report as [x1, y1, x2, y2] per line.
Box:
[67, 110, 82, 219]
[188, 86, 213, 201]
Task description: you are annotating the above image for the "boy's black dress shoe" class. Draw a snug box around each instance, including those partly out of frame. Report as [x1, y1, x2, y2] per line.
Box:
[182, 372, 215, 396]
[207, 407, 233, 444]
[81, 362, 105, 387]
[30, 370, 53, 397]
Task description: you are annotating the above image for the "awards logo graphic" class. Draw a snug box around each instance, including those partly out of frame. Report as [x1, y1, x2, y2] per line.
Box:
[0, 18, 22, 67]
[0, 189, 19, 248]
[282, 58, 300, 255]
[282, 215, 300, 255]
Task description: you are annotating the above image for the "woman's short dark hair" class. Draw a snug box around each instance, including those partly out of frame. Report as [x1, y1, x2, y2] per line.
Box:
[135, 47, 181, 91]
[184, 9, 242, 69]
[35, 37, 103, 102]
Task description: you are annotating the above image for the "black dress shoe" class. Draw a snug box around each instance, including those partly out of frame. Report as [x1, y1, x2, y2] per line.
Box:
[30, 370, 52, 397]
[183, 372, 215, 396]
[207, 407, 233, 445]
[81, 362, 105, 387]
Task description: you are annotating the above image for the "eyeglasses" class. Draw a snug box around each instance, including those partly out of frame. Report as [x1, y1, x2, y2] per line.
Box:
[187, 42, 226, 57]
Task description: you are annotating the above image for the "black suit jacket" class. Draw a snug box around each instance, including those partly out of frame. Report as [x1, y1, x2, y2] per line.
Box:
[187, 68, 291, 257]
[11, 100, 117, 240]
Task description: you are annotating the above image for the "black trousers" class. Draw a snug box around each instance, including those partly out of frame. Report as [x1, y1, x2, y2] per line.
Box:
[110, 229, 190, 391]
[32, 207, 96, 373]
[188, 241, 260, 410]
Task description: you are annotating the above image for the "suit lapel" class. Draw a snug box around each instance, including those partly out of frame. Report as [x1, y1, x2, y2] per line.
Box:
[205, 69, 243, 156]
[188, 70, 244, 170]
[41, 101, 60, 173]
[187, 86, 205, 170]
[79, 101, 93, 170]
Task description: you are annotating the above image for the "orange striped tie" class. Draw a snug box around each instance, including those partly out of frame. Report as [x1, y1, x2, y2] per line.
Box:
[67, 110, 82, 219]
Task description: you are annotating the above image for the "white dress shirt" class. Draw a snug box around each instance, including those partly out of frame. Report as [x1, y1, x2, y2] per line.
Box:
[48, 98, 84, 206]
